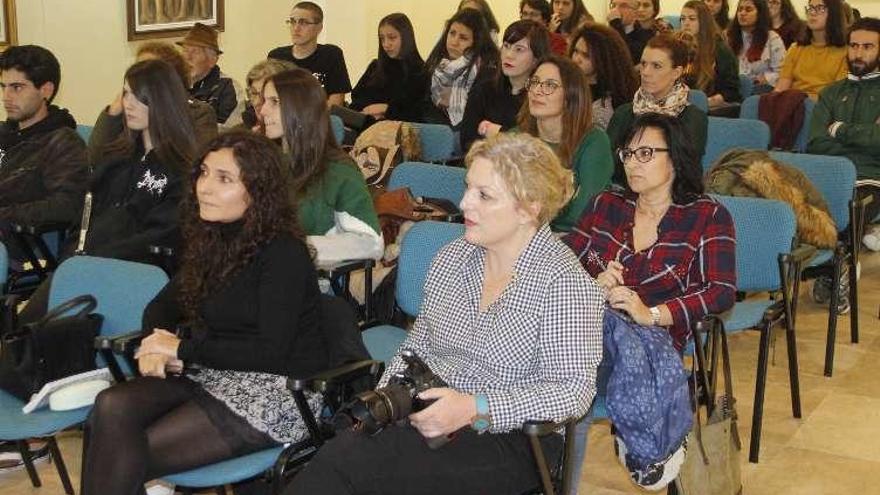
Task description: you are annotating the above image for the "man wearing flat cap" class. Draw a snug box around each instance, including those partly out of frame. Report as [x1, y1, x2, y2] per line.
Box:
[178, 22, 243, 127]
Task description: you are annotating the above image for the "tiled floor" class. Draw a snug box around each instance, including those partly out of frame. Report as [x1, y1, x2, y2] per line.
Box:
[1, 251, 878, 494]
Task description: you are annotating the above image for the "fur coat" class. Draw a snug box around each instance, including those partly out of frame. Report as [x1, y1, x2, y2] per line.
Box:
[706, 149, 837, 248]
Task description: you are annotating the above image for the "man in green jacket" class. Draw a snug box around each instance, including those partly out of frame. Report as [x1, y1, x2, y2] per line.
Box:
[807, 16, 880, 316]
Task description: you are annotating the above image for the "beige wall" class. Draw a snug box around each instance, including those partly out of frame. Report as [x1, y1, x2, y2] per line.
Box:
[9, 0, 880, 126]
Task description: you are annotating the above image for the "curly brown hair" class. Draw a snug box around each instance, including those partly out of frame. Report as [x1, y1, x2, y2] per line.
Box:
[178, 131, 303, 324]
[568, 22, 638, 108]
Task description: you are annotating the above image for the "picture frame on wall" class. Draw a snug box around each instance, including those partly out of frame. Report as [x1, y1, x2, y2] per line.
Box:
[127, 0, 224, 41]
[0, 0, 17, 51]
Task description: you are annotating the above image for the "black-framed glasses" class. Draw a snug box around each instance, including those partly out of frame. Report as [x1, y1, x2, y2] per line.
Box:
[527, 77, 561, 96]
[804, 4, 827, 14]
[286, 17, 320, 27]
[617, 146, 669, 164]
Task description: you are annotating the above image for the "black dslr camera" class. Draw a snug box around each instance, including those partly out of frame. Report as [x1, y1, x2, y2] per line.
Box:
[342, 349, 454, 449]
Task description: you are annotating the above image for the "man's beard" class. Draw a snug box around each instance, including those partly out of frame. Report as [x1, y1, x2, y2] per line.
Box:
[849, 57, 880, 77]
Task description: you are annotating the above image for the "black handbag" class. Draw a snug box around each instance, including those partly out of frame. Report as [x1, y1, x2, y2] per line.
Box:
[0, 295, 103, 401]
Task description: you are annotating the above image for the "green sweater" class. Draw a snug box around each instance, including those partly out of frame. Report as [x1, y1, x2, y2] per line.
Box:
[807, 76, 880, 180]
[296, 159, 380, 235]
[606, 102, 709, 181]
[550, 127, 614, 232]
[713, 37, 742, 104]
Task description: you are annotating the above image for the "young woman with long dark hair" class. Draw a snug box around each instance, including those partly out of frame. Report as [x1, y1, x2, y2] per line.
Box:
[550, 0, 594, 36]
[516, 54, 614, 231]
[423, 8, 500, 128]
[350, 13, 426, 122]
[704, 0, 732, 29]
[458, 0, 501, 41]
[459, 20, 550, 152]
[769, 0, 807, 46]
[774, 0, 848, 98]
[680, 0, 742, 108]
[261, 68, 382, 264]
[569, 22, 640, 128]
[727, 0, 786, 92]
[81, 131, 327, 495]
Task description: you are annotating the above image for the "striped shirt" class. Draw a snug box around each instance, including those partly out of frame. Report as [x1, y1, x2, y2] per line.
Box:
[379, 225, 605, 433]
[564, 190, 737, 349]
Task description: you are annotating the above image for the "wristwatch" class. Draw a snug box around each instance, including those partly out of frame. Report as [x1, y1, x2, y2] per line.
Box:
[649, 306, 662, 326]
[471, 394, 492, 433]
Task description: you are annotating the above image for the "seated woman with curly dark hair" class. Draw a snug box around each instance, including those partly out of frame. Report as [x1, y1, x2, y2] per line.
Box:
[80, 131, 327, 494]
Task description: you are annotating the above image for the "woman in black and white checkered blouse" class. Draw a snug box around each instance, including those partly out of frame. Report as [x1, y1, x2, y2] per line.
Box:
[287, 132, 605, 495]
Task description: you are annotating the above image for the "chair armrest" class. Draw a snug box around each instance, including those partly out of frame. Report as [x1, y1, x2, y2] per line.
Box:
[522, 417, 576, 437]
[316, 258, 376, 277]
[785, 244, 817, 264]
[10, 221, 69, 236]
[287, 359, 383, 394]
[95, 330, 147, 353]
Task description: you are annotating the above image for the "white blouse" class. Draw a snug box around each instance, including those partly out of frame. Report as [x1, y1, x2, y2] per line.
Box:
[737, 30, 786, 86]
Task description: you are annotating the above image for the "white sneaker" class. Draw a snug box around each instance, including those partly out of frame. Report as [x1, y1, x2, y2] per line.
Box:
[145, 481, 176, 495]
[864, 227, 880, 252]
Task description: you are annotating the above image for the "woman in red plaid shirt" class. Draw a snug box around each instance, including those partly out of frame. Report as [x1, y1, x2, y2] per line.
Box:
[564, 112, 737, 350]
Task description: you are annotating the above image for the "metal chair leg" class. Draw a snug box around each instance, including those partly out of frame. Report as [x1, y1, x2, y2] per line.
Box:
[824, 251, 844, 377]
[17, 439, 42, 487]
[750, 321, 773, 463]
[784, 318, 802, 418]
[849, 252, 859, 345]
[47, 437, 74, 495]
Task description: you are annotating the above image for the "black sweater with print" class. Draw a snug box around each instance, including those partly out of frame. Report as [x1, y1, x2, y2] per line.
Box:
[64, 147, 183, 263]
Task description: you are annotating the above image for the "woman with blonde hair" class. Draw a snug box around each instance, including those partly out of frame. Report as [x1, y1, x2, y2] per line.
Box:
[286, 131, 604, 495]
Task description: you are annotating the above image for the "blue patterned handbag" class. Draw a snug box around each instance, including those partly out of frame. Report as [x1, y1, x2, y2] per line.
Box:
[603, 308, 692, 488]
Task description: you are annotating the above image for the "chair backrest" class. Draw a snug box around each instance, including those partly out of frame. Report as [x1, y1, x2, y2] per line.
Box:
[739, 95, 814, 152]
[714, 196, 796, 292]
[702, 117, 770, 169]
[76, 124, 93, 143]
[387, 162, 467, 205]
[769, 151, 856, 232]
[48, 256, 169, 338]
[330, 115, 344, 145]
[0, 242, 7, 288]
[738, 74, 754, 100]
[411, 123, 458, 163]
[662, 14, 681, 29]
[395, 221, 464, 317]
[688, 90, 709, 113]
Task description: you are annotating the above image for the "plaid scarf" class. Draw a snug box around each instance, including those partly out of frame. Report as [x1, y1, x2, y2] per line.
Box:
[431, 55, 479, 126]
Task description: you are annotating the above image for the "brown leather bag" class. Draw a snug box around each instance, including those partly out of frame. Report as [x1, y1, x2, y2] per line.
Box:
[373, 188, 460, 265]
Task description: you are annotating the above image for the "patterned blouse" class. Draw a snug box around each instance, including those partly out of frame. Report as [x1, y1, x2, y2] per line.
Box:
[737, 30, 787, 86]
[564, 190, 737, 350]
[379, 225, 605, 433]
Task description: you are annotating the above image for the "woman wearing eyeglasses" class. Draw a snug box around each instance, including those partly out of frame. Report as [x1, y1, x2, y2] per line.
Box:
[607, 34, 709, 181]
[773, 0, 848, 98]
[567, 111, 735, 347]
[459, 20, 550, 152]
[563, 111, 736, 495]
[768, 0, 806, 47]
[515, 54, 614, 232]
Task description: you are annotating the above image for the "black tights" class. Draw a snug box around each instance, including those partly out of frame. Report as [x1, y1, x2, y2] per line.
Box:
[81, 376, 274, 495]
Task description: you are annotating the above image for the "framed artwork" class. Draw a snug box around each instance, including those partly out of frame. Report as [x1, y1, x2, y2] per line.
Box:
[0, 0, 17, 51]
[127, 0, 224, 41]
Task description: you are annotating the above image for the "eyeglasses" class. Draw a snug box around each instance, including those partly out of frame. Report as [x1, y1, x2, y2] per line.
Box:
[286, 17, 320, 27]
[617, 146, 669, 164]
[804, 4, 827, 14]
[527, 77, 561, 96]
